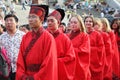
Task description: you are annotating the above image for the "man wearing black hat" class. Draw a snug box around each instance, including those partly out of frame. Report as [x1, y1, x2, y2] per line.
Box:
[47, 9, 76, 80]
[16, 5, 58, 80]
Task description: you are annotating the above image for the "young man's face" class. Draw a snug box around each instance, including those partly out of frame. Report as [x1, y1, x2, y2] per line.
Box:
[47, 16, 59, 31]
[28, 14, 41, 28]
[5, 17, 18, 31]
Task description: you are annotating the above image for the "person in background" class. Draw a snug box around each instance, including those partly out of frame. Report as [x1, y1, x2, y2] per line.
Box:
[16, 5, 58, 80]
[94, 18, 113, 80]
[59, 22, 66, 33]
[0, 24, 6, 35]
[84, 16, 105, 80]
[10, 1, 16, 14]
[47, 8, 75, 80]
[19, 24, 30, 33]
[110, 18, 119, 33]
[101, 18, 119, 80]
[65, 22, 72, 34]
[68, 14, 91, 80]
[0, 14, 25, 80]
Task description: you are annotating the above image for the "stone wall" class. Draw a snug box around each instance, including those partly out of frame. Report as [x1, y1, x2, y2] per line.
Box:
[106, 0, 120, 9]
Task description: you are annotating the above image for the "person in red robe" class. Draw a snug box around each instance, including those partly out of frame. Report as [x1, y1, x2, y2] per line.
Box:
[84, 16, 105, 80]
[111, 19, 120, 79]
[68, 14, 91, 80]
[94, 18, 113, 80]
[47, 9, 76, 80]
[16, 5, 58, 80]
[101, 18, 119, 80]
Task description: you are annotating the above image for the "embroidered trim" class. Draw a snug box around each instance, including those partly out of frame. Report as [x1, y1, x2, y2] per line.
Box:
[69, 30, 80, 40]
[21, 75, 34, 80]
[26, 64, 40, 72]
[50, 30, 60, 38]
[23, 28, 44, 69]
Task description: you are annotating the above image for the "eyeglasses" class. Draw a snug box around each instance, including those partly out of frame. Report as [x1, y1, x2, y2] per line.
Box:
[27, 15, 38, 19]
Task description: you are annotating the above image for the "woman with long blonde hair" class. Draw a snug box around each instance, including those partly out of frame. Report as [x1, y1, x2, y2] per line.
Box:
[68, 14, 91, 80]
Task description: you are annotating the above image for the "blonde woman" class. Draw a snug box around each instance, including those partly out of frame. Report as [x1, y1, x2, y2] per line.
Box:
[84, 16, 104, 80]
[101, 18, 119, 80]
[68, 14, 91, 80]
[94, 18, 113, 80]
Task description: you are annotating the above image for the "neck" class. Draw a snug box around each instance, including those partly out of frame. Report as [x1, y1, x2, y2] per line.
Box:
[87, 27, 94, 33]
[32, 24, 42, 32]
[7, 29, 17, 36]
[32, 27, 40, 32]
[50, 29, 58, 34]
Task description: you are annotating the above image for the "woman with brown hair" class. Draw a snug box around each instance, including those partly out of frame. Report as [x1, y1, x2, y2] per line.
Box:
[84, 16, 105, 80]
[110, 18, 120, 79]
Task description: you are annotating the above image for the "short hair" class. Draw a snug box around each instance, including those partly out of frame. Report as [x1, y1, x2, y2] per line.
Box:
[20, 24, 31, 30]
[4, 14, 18, 23]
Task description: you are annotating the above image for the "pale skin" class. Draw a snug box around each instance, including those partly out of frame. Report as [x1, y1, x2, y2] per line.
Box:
[28, 14, 42, 32]
[47, 16, 60, 33]
[84, 17, 94, 33]
[69, 17, 80, 32]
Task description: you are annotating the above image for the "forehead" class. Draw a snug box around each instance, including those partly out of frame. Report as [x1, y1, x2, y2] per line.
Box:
[29, 14, 38, 16]
[5, 17, 16, 21]
[70, 17, 78, 21]
[85, 17, 93, 21]
[47, 16, 56, 20]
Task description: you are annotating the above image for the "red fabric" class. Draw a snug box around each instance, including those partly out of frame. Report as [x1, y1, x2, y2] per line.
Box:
[49, 10, 61, 22]
[113, 32, 120, 78]
[68, 32, 91, 80]
[30, 6, 45, 21]
[52, 30, 75, 80]
[16, 28, 58, 80]
[101, 32, 112, 80]
[89, 31, 105, 80]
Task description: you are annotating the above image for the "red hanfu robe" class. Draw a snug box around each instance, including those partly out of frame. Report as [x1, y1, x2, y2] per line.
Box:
[112, 32, 120, 78]
[101, 32, 112, 80]
[16, 27, 58, 80]
[68, 31, 91, 80]
[89, 31, 104, 80]
[51, 30, 75, 80]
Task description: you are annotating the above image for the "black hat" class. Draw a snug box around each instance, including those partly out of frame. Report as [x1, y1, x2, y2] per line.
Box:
[30, 4, 49, 21]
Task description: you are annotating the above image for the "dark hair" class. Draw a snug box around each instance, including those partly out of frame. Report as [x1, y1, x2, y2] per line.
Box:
[0, 24, 6, 31]
[20, 24, 31, 30]
[110, 18, 119, 29]
[60, 22, 66, 26]
[4, 14, 18, 23]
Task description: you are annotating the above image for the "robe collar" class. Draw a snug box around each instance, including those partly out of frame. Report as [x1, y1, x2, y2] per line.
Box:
[50, 29, 60, 38]
[69, 30, 80, 40]
[32, 27, 44, 37]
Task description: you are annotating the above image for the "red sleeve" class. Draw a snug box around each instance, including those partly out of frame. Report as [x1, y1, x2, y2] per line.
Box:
[57, 34, 75, 80]
[90, 31, 104, 72]
[74, 33, 90, 64]
[103, 33, 112, 69]
[71, 33, 90, 80]
[16, 35, 27, 80]
[112, 32, 119, 77]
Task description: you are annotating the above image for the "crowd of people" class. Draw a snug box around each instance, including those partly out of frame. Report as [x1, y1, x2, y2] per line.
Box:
[0, 3, 120, 80]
